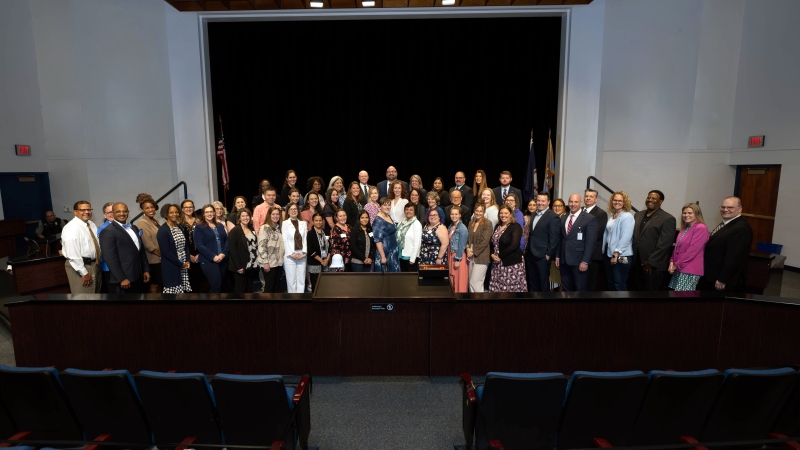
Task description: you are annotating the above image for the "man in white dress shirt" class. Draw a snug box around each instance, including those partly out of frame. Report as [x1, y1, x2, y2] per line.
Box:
[358, 170, 371, 206]
[61, 200, 102, 293]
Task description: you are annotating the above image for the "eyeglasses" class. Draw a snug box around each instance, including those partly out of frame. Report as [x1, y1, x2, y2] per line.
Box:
[77, 208, 93, 212]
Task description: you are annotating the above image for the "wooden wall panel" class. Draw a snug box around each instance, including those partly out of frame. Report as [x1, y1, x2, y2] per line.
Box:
[276, 303, 340, 375]
[430, 303, 494, 376]
[716, 300, 763, 369]
[491, 302, 558, 373]
[553, 301, 619, 374]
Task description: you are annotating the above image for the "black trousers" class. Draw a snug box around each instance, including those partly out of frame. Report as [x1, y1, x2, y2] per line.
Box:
[400, 259, 418, 273]
[113, 279, 142, 294]
[262, 266, 284, 293]
[232, 268, 259, 293]
[586, 258, 602, 291]
[633, 254, 665, 291]
[525, 253, 550, 292]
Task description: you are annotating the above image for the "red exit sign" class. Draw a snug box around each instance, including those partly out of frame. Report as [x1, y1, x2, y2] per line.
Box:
[748, 135, 765, 148]
[15, 145, 31, 156]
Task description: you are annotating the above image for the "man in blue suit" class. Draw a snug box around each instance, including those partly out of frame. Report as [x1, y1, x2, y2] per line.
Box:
[99, 202, 150, 293]
[555, 194, 598, 292]
[376, 166, 409, 200]
[526, 192, 561, 292]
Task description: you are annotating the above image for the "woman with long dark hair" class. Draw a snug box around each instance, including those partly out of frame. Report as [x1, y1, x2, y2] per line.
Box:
[351, 211, 374, 272]
[300, 191, 323, 231]
[323, 188, 341, 232]
[489, 205, 527, 292]
[228, 208, 259, 293]
[193, 204, 229, 293]
[307, 213, 330, 288]
[252, 179, 271, 209]
[227, 196, 248, 232]
[157, 204, 192, 294]
[179, 199, 203, 292]
[329, 209, 352, 272]
[281, 170, 302, 207]
[343, 181, 365, 227]
[257, 207, 285, 293]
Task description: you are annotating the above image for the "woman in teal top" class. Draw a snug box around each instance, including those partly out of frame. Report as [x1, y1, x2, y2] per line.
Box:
[372, 198, 400, 272]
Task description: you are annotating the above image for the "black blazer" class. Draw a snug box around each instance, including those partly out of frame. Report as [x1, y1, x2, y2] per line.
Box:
[449, 185, 474, 210]
[351, 227, 376, 262]
[491, 223, 524, 266]
[632, 208, 677, 271]
[492, 185, 523, 204]
[585, 206, 608, 261]
[444, 204, 470, 228]
[99, 221, 150, 284]
[528, 209, 561, 261]
[343, 199, 363, 228]
[156, 224, 188, 289]
[556, 211, 598, 267]
[307, 228, 329, 267]
[703, 216, 753, 291]
[228, 226, 256, 272]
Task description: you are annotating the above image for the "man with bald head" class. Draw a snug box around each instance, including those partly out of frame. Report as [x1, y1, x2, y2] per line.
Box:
[555, 194, 598, 291]
[377, 166, 409, 199]
[99, 202, 150, 293]
[449, 171, 474, 210]
[699, 196, 753, 293]
[358, 170, 371, 206]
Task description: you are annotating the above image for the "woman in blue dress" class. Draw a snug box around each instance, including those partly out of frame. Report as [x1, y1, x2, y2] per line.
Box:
[372, 198, 400, 272]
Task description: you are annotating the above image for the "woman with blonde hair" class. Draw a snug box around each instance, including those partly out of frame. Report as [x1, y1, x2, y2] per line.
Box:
[213, 201, 228, 234]
[409, 175, 427, 201]
[467, 203, 493, 292]
[668, 203, 709, 291]
[477, 188, 499, 228]
[364, 186, 381, 225]
[602, 191, 635, 291]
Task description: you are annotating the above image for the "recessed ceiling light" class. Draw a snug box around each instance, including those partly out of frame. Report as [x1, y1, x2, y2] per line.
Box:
[363, 0, 375, 5]
[442, 0, 455, 5]
[310, 0, 323, 6]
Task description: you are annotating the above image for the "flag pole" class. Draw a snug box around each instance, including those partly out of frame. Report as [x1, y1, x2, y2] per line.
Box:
[217, 116, 229, 209]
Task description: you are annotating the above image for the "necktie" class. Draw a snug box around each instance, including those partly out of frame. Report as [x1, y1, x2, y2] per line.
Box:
[711, 222, 724, 236]
[362, 185, 368, 198]
[567, 214, 575, 235]
[503, 188, 508, 202]
[122, 223, 132, 229]
[87, 223, 101, 260]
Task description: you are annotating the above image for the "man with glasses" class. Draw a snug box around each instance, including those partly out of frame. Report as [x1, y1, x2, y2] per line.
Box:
[99, 202, 150, 294]
[377, 166, 408, 200]
[632, 190, 676, 291]
[449, 171, 474, 210]
[699, 196, 753, 293]
[61, 201, 102, 293]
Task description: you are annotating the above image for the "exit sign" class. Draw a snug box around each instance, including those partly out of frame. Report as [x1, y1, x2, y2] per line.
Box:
[748, 135, 765, 148]
[15, 145, 31, 156]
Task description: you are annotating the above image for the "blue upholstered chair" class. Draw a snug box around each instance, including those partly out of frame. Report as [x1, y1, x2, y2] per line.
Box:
[0, 365, 83, 441]
[60, 368, 152, 446]
[556, 370, 647, 449]
[774, 372, 800, 439]
[134, 370, 223, 447]
[628, 369, 723, 445]
[211, 374, 311, 450]
[461, 372, 568, 450]
[698, 367, 799, 443]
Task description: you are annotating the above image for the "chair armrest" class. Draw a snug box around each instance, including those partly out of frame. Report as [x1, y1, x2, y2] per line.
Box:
[769, 432, 800, 450]
[489, 440, 505, 450]
[0, 431, 31, 448]
[679, 435, 709, 450]
[593, 437, 612, 448]
[293, 375, 311, 404]
[271, 441, 284, 449]
[83, 433, 112, 450]
[176, 436, 197, 450]
[460, 373, 477, 403]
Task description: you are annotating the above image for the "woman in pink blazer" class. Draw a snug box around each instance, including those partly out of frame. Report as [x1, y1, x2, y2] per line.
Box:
[668, 203, 709, 291]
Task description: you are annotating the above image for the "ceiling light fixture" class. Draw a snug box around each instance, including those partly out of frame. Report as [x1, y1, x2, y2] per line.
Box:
[442, 0, 455, 5]
[310, 0, 324, 7]
[363, 0, 375, 6]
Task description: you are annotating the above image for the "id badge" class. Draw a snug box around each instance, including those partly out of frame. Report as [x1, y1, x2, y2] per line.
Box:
[321, 250, 328, 259]
[340, 233, 346, 238]
[368, 232, 373, 237]
[577, 232, 583, 241]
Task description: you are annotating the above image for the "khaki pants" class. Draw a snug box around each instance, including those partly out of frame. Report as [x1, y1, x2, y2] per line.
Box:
[65, 260, 102, 294]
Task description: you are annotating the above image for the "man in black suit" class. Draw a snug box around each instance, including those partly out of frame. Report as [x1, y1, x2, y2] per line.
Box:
[444, 190, 469, 227]
[632, 190, 676, 291]
[555, 194, 598, 292]
[449, 171, 474, 210]
[357, 170, 371, 206]
[99, 202, 150, 293]
[699, 196, 753, 293]
[583, 189, 608, 290]
[492, 171, 524, 205]
[376, 166, 409, 200]
[526, 192, 561, 292]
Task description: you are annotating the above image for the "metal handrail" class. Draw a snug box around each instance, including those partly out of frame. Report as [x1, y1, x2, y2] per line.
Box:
[586, 176, 639, 213]
[130, 181, 189, 223]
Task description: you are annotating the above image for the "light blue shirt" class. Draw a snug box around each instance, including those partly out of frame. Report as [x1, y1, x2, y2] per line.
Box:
[603, 211, 635, 257]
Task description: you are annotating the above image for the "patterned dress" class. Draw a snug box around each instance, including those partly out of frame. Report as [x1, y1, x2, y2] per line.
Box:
[419, 223, 448, 265]
[364, 202, 380, 225]
[245, 232, 259, 269]
[668, 227, 701, 291]
[489, 225, 528, 293]
[330, 224, 352, 269]
[163, 225, 192, 294]
[372, 215, 400, 272]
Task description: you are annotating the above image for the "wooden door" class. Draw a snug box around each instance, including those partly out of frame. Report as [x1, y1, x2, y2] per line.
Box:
[737, 166, 781, 251]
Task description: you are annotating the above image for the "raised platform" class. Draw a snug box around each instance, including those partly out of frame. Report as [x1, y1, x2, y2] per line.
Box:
[7, 273, 800, 376]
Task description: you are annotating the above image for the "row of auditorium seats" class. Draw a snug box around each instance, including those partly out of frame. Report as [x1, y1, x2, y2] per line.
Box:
[460, 367, 800, 450]
[0, 366, 311, 450]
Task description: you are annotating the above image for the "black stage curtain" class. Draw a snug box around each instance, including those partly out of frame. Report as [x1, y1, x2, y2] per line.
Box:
[208, 17, 561, 205]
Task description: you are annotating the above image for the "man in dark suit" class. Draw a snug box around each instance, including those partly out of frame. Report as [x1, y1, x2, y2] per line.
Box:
[99, 202, 150, 293]
[444, 190, 470, 227]
[555, 194, 598, 292]
[583, 189, 608, 290]
[632, 190, 676, 291]
[699, 196, 753, 293]
[357, 170, 372, 206]
[449, 171, 474, 210]
[526, 192, 561, 292]
[492, 171, 523, 205]
[376, 166, 409, 200]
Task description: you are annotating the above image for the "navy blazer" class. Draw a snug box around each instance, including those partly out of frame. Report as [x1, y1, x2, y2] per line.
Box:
[585, 206, 608, 261]
[156, 224, 188, 289]
[193, 223, 230, 264]
[99, 221, 150, 284]
[528, 209, 561, 261]
[556, 211, 598, 267]
[492, 185, 523, 204]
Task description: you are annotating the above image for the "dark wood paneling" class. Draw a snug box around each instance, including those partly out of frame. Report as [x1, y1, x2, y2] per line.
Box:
[14, 257, 70, 295]
[553, 301, 619, 374]
[340, 302, 429, 375]
[614, 299, 723, 371]
[275, 303, 339, 375]
[716, 300, 763, 369]
[214, 303, 280, 374]
[491, 302, 558, 373]
[759, 303, 800, 368]
[430, 303, 494, 376]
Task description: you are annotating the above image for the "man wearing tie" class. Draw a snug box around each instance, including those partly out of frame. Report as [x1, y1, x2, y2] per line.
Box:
[555, 194, 598, 292]
[699, 196, 753, 293]
[99, 202, 150, 293]
[444, 190, 470, 227]
[358, 170, 371, 206]
[61, 201, 102, 293]
[493, 171, 523, 205]
[583, 189, 608, 290]
[526, 192, 561, 292]
[449, 171, 474, 210]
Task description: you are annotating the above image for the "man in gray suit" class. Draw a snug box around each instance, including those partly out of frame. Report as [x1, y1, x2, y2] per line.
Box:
[555, 194, 598, 292]
[526, 192, 561, 292]
[493, 171, 523, 205]
[632, 190, 676, 291]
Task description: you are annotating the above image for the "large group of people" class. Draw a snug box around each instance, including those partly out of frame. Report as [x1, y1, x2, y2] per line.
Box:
[57, 166, 753, 295]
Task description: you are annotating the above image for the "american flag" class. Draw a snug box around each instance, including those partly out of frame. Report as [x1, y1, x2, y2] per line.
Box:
[522, 129, 538, 203]
[543, 129, 555, 193]
[216, 132, 229, 192]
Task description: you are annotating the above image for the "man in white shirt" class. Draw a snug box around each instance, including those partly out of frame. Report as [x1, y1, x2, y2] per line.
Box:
[61, 201, 102, 293]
